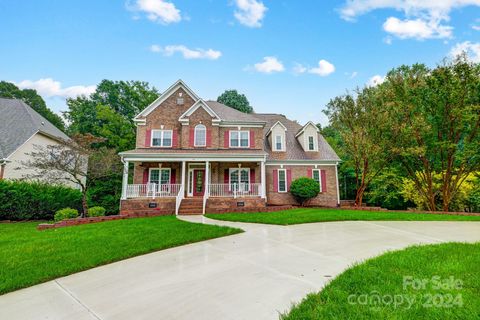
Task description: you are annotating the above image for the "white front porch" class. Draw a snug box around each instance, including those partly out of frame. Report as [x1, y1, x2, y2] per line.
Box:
[120, 155, 267, 215]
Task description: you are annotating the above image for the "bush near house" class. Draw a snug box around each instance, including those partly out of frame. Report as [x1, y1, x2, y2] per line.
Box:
[87, 206, 106, 217]
[0, 180, 82, 221]
[290, 177, 320, 206]
[54, 208, 79, 222]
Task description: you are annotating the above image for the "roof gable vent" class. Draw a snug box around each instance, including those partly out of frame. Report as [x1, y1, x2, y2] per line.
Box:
[176, 92, 184, 105]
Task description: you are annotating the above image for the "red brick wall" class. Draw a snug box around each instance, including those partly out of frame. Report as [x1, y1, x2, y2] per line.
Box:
[120, 198, 175, 215]
[266, 165, 338, 207]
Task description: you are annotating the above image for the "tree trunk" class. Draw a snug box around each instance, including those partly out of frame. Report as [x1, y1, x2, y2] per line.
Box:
[81, 191, 88, 218]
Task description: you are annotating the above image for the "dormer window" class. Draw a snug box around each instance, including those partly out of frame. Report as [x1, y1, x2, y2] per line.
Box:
[274, 135, 284, 151]
[194, 124, 206, 147]
[308, 136, 315, 151]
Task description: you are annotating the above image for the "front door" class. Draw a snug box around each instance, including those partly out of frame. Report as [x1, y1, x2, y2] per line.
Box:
[193, 169, 205, 196]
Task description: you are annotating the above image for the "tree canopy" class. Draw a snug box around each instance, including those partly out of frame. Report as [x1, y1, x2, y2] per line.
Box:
[217, 89, 253, 113]
[0, 81, 66, 131]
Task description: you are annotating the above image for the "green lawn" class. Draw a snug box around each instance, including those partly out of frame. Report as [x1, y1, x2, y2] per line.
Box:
[0, 216, 242, 295]
[206, 208, 480, 225]
[281, 242, 480, 319]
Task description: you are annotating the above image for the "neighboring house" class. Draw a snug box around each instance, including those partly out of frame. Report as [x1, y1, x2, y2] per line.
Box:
[0, 98, 83, 189]
[119, 80, 340, 215]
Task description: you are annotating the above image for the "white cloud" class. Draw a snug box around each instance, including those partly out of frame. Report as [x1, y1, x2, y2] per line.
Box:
[340, 0, 480, 40]
[367, 75, 385, 87]
[349, 71, 358, 79]
[293, 63, 307, 75]
[15, 78, 96, 98]
[308, 59, 335, 76]
[234, 0, 267, 28]
[449, 41, 480, 62]
[151, 44, 222, 60]
[253, 56, 285, 73]
[133, 0, 181, 24]
[473, 25, 480, 31]
[383, 17, 452, 40]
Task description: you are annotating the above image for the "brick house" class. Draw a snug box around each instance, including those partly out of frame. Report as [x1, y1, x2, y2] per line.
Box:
[119, 80, 340, 215]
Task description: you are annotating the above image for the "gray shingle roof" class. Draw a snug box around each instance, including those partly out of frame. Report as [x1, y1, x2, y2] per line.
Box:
[205, 101, 265, 123]
[253, 113, 340, 161]
[0, 98, 69, 158]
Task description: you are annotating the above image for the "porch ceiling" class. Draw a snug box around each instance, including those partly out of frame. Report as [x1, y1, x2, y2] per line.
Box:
[120, 148, 267, 162]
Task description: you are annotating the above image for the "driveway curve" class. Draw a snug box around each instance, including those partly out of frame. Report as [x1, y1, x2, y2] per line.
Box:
[1, 217, 480, 320]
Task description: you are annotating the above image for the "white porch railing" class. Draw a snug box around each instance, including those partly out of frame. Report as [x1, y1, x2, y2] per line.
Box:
[126, 183, 181, 199]
[209, 183, 261, 198]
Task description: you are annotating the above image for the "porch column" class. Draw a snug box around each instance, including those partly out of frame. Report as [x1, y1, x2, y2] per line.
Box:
[121, 160, 129, 200]
[205, 161, 210, 197]
[261, 160, 266, 199]
[181, 161, 186, 197]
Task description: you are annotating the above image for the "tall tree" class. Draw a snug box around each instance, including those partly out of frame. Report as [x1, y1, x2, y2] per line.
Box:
[382, 56, 480, 211]
[217, 89, 253, 113]
[21, 134, 121, 217]
[325, 86, 391, 206]
[0, 81, 66, 131]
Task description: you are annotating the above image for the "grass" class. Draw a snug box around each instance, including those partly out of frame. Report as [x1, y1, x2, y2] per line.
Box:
[281, 242, 480, 319]
[206, 208, 480, 225]
[0, 216, 242, 295]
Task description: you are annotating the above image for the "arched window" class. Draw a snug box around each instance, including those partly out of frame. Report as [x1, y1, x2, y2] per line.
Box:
[194, 124, 206, 147]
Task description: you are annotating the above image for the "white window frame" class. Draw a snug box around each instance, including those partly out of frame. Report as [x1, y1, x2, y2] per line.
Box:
[229, 168, 250, 191]
[229, 130, 250, 148]
[307, 135, 316, 151]
[277, 169, 287, 193]
[312, 169, 322, 192]
[151, 130, 173, 147]
[194, 124, 206, 147]
[274, 134, 284, 151]
[148, 168, 171, 185]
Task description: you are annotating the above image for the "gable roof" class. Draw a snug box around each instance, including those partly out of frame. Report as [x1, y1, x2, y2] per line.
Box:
[178, 99, 221, 122]
[134, 79, 199, 122]
[254, 114, 340, 161]
[0, 98, 69, 159]
[266, 120, 288, 135]
[295, 121, 320, 138]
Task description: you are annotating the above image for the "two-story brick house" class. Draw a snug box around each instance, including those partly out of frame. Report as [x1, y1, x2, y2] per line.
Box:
[119, 80, 340, 215]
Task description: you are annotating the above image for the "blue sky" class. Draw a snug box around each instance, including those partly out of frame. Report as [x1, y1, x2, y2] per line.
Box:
[1, 0, 479, 126]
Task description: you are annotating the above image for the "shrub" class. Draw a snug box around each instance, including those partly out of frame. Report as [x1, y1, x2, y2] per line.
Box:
[290, 177, 320, 206]
[88, 206, 106, 217]
[0, 180, 82, 221]
[54, 208, 79, 222]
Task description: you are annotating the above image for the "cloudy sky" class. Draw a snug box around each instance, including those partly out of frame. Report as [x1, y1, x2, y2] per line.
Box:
[1, 0, 479, 126]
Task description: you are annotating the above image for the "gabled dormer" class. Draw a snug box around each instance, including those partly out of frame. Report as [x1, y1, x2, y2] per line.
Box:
[295, 121, 320, 152]
[266, 121, 287, 152]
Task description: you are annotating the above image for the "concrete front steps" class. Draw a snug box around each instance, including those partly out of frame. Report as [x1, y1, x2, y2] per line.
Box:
[178, 198, 203, 215]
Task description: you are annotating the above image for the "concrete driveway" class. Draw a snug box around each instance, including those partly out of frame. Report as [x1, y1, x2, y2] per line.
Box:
[1, 217, 480, 320]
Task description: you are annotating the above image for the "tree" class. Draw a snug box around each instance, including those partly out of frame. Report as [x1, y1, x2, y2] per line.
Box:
[0, 81, 66, 131]
[324, 86, 391, 207]
[21, 134, 121, 217]
[217, 90, 253, 113]
[381, 56, 480, 211]
[290, 177, 320, 206]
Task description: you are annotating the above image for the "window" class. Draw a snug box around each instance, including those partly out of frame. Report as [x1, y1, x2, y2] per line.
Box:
[229, 168, 250, 191]
[230, 130, 249, 148]
[274, 135, 283, 151]
[312, 169, 322, 192]
[151, 130, 172, 147]
[194, 124, 206, 147]
[278, 169, 287, 193]
[149, 168, 171, 185]
[308, 135, 315, 151]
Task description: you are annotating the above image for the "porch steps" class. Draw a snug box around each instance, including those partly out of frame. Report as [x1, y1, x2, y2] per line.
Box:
[178, 198, 203, 215]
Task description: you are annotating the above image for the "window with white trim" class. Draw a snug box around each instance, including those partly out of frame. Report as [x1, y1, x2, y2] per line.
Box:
[307, 135, 315, 151]
[149, 168, 171, 185]
[230, 131, 249, 148]
[229, 168, 250, 191]
[194, 124, 206, 147]
[274, 135, 283, 151]
[151, 130, 172, 147]
[312, 169, 322, 192]
[278, 169, 287, 193]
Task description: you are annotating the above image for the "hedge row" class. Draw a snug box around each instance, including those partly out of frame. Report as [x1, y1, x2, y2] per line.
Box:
[0, 180, 82, 221]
